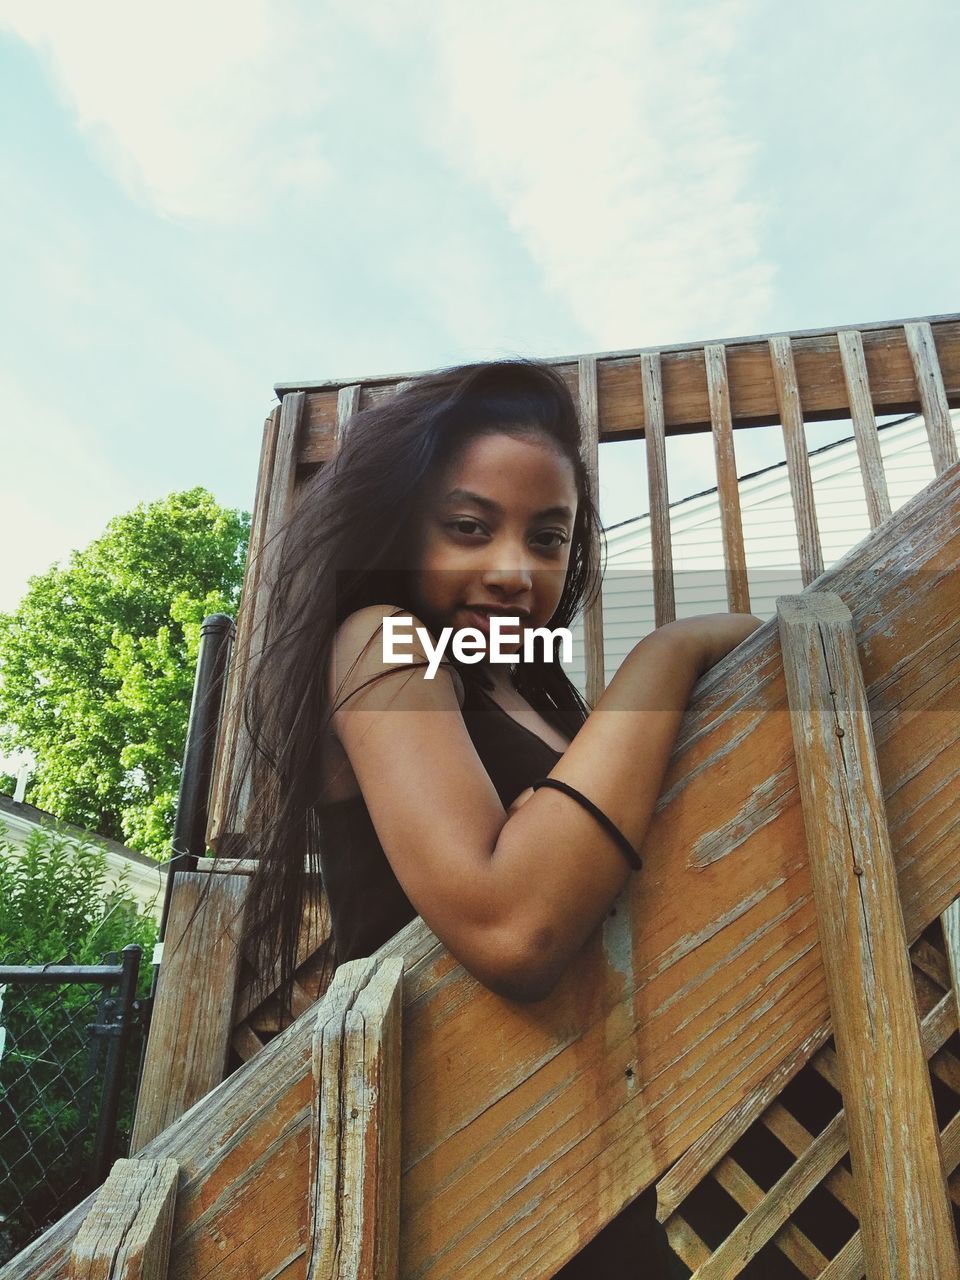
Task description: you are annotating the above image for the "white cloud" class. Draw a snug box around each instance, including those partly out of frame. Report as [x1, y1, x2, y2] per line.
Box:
[2, 0, 774, 346]
[0, 371, 135, 612]
[0, 0, 333, 220]
[424, 0, 773, 349]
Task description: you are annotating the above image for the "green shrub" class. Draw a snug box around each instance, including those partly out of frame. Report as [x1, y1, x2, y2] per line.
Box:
[0, 821, 159, 1257]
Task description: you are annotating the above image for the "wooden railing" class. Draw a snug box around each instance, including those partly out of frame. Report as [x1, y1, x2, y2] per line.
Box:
[15, 468, 960, 1274]
[22, 314, 959, 1280]
[211, 315, 960, 817]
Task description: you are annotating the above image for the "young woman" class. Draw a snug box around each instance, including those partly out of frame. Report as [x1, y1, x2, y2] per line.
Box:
[233, 359, 761, 1277]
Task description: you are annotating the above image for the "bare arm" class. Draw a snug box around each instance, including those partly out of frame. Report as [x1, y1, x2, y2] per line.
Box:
[331, 606, 762, 1002]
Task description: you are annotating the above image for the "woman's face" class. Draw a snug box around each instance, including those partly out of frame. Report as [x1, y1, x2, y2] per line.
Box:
[409, 430, 579, 654]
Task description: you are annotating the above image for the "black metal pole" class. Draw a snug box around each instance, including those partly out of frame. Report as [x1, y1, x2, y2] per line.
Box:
[90, 944, 141, 1188]
[134, 615, 234, 1111]
[156, 613, 235, 947]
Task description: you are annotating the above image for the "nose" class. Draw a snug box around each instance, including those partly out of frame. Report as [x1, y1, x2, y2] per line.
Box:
[480, 547, 534, 598]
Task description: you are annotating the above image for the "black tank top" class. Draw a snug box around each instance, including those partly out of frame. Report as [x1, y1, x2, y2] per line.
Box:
[313, 674, 680, 1278]
[315, 675, 565, 965]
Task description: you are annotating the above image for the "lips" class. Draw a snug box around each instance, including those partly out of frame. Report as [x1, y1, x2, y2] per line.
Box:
[463, 605, 530, 619]
[461, 606, 529, 637]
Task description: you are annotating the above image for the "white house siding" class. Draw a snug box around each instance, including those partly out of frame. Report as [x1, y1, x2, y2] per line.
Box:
[567, 411, 960, 694]
[0, 798, 166, 919]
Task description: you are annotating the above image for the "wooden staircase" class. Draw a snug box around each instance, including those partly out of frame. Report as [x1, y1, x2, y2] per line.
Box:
[5, 315, 960, 1279]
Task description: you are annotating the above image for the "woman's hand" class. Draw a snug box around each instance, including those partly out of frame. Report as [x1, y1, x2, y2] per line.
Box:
[507, 615, 761, 811]
[658, 613, 764, 678]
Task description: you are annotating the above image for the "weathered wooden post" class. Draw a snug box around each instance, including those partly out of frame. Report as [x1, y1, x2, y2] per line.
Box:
[778, 593, 960, 1279]
[307, 956, 404, 1280]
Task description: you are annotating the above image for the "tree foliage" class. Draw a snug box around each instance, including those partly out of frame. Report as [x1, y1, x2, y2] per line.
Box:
[0, 489, 249, 859]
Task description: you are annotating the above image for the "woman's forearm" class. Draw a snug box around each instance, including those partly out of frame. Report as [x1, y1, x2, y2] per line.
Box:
[552, 613, 761, 846]
[488, 613, 761, 999]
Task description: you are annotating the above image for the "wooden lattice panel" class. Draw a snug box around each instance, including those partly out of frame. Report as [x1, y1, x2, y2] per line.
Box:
[229, 890, 333, 1066]
[658, 910, 960, 1278]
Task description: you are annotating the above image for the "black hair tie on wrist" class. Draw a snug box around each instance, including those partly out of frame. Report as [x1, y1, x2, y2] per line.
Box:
[530, 778, 643, 871]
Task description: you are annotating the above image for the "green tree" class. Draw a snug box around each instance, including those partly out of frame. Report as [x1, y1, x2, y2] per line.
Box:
[0, 489, 249, 859]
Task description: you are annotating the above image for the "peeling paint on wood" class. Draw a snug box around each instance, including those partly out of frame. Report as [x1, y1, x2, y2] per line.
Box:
[68, 1159, 178, 1280]
[131, 875, 248, 1153]
[15, 383, 960, 1278]
[307, 956, 403, 1279]
[778, 592, 960, 1278]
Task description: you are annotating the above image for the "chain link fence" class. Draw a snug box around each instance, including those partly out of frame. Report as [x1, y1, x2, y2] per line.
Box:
[0, 946, 144, 1262]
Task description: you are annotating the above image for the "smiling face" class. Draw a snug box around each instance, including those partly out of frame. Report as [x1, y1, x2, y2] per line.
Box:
[409, 430, 579, 661]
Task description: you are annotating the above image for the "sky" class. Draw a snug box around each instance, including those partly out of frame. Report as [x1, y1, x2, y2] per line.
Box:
[1, 0, 958, 614]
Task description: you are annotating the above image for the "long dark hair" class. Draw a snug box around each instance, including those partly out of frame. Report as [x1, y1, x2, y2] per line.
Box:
[227, 359, 604, 1011]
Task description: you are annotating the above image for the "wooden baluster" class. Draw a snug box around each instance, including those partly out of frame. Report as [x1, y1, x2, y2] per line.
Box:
[837, 328, 892, 529]
[640, 351, 676, 626]
[207, 407, 280, 845]
[69, 1159, 178, 1279]
[307, 956, 404, 1280]
[704, 343, 750, 613]
[769, 336, 824, 586]
[336, 384, 361, 448]
[905, 321, 959, 474]
[943, 899, 960, 1030]
[131, 873, 249, 1152]
[578, 356, 606, 706]
[778, 593, 960, 1280]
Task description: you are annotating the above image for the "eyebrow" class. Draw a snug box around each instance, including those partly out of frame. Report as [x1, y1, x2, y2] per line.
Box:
[442, 488, 574, 522]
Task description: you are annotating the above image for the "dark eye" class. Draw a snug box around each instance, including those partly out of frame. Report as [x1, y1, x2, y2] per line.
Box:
[533, 530, 569, 549]
[449, 518, 486, 537]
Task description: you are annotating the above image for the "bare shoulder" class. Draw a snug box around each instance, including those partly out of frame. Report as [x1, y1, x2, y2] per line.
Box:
[332, 603, 410, 669]
[328, 604, 465, 723]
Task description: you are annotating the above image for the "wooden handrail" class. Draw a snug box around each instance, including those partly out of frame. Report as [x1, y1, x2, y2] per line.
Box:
[209, 314, 960, 845]
[19, 453, 960, 1280]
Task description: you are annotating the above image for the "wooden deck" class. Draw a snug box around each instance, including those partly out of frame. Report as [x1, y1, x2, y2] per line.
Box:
[9, 448, 960, 1279]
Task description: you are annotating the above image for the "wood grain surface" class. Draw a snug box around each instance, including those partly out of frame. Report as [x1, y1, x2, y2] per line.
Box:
[704, 343, 750, 614]
[13, 454, 959, 1280]
[778, 593, 959, 1279]
[640, 350, 676, 627]
[837, 329, 891, 530]
[288, 318, 960, 464]
[68, 1159, 178, 1280]
[130, 875, 249, 1153]
[769, 336, 824, 587]
[307, 958, 403, 1279]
